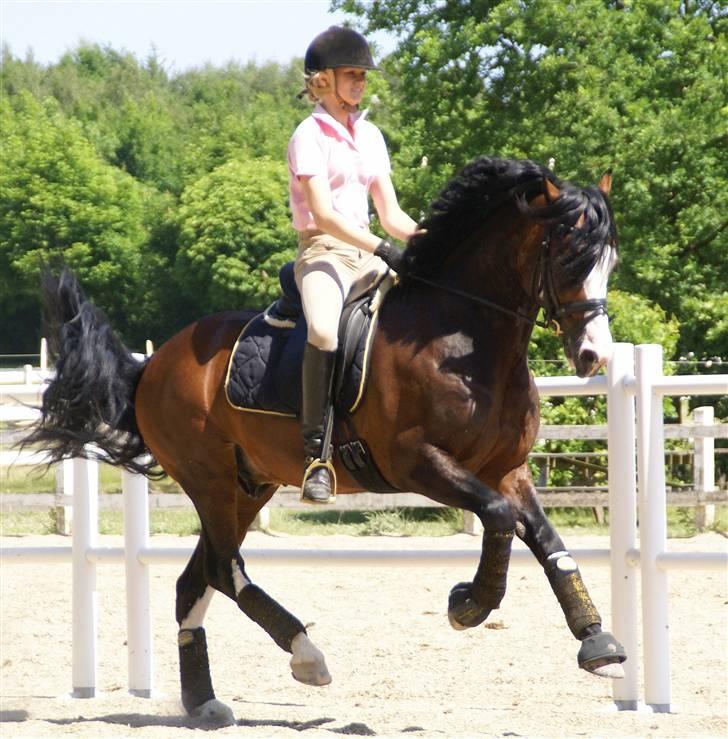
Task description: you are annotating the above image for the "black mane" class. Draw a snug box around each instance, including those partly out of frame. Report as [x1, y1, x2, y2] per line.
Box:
[402, 157, 617, 286]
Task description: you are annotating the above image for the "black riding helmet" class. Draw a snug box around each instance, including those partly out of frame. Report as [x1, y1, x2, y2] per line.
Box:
[304, 26, 378, 73]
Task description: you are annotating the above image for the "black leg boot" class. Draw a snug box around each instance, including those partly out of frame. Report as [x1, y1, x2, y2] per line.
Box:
[301, 342, 337, 503]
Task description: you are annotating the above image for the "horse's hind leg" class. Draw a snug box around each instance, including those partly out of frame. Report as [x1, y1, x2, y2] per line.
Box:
[228, 489, 332, 686]
[230, 548, 332, 686]
[176, 475, 331, 720]
[176, 535, 234, 724]
[510, 470, 626, 678]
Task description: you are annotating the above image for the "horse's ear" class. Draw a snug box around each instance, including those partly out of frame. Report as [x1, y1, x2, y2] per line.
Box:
[598, 169, 613, 196]
[544, 178, 561, 202]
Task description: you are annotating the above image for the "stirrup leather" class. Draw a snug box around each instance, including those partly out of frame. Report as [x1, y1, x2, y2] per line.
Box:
[301, 457, 337, 501]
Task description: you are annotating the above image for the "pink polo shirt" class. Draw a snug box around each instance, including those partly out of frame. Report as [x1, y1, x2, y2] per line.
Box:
[287, 104, 391, 232]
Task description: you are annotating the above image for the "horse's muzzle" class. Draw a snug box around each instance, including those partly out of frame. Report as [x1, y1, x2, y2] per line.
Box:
[575, 347, 609, 378]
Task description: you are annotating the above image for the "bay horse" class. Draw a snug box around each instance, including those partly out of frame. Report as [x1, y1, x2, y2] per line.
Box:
[26, 157, 625, 724]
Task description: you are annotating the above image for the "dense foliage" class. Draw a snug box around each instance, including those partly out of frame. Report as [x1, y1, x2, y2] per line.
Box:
[1, 1, 725, 371]
[335, 0, 727, 361]
[1, 46, 307, 347]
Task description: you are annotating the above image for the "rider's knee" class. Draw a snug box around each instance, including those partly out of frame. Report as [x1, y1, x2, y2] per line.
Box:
[306, 321, 338, 352]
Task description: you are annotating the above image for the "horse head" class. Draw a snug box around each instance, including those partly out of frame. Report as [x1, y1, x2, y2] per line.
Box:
[401, 158, 619, 378]
[529, 171, 618, 377]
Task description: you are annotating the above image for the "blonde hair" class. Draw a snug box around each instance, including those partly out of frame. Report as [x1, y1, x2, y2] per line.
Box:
[300, 69, 334, 103]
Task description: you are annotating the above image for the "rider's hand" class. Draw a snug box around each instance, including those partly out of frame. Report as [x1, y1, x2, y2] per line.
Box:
[374, 239, 406, 273]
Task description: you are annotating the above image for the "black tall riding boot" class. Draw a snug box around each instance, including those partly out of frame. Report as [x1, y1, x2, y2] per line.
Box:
[300, 342, 337, 503]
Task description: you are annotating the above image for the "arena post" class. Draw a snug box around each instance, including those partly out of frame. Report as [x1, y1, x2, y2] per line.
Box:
[606, 342, 639, 710]
[71, 457, 99, 698]
[123, 468, 153, 697]
[635, 344, 728, 713]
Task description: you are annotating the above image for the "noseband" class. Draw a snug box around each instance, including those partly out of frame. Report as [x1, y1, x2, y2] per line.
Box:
[407, 225, 609, 340]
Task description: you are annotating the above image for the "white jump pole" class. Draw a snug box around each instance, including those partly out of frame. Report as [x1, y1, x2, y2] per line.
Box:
[122, 469, 153, 697]
[635, 344, 671, 712]
[606, 343, 639, 710]
[71, 457, 98, 698]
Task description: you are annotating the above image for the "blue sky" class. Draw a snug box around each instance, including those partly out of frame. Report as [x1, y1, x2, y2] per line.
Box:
[1, 0, 394, 72]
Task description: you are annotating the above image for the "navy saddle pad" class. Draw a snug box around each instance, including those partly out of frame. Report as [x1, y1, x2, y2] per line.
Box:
[224, 268, 390, 418]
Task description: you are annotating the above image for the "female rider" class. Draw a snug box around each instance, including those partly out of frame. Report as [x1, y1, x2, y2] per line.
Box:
[288, 26, 419, 503]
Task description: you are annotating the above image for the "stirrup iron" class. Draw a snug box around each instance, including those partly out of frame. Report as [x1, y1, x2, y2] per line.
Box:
[301, 458, 337, 503]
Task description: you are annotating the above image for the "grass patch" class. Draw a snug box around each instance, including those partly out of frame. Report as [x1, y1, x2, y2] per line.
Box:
[264, 505, 725, 538]
[543, 507, 609, 535]
[96, 510, 201, 536]
[267, 507, 464, 537]
[1, 463, 182, 494]
[545, 505, 728, 538]
[664, 505, 728, 538]
[0, 510, 59, 536]
[0, 509, 201, 537]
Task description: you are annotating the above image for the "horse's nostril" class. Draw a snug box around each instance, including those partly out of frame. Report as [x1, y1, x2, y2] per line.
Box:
[580, 348, 599, 367]
[577, 348, 606, 377]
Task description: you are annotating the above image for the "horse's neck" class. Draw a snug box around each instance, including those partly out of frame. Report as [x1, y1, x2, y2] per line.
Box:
[426, 218, 541, 369]
[440, 217, 542, 330]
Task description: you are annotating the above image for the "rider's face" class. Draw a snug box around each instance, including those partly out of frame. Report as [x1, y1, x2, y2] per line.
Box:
[332, 67, 368, 107]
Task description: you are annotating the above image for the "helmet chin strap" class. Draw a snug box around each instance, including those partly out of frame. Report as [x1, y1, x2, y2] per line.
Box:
[329, 69, 359, 113]
[336, 93, 359, 113]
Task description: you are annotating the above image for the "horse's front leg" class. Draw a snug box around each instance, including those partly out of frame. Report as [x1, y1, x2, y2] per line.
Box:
[508, 466, 626, 678]
[408, 444, 516, 630]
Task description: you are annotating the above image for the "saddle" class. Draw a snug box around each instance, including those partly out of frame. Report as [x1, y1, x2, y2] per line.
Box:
[224, 261, 399, 493]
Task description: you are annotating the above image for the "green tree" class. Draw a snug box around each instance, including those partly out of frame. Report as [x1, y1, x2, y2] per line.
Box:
[0, 46, 309, 346]
[0, 93, 154, 351]
[175, 158, 296, 314]
[334, 0, 728, 358]
[172, 61, 306, 188]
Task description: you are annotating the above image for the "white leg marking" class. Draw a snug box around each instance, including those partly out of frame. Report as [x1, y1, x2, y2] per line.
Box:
[180, 586, 215, 630]
[231, 559, 250, 597]
[290, 632, 332, 686]
[547, 551, 578, 573]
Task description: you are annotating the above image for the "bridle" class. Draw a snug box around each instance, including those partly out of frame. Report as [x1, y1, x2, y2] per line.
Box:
[407, 224, 610, 340]
[532, 226, 610, 337]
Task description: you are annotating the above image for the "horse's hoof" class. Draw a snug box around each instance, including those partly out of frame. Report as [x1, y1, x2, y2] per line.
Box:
[578, 631, 626, 678]
[290, 632, 332, 686]
[190, 698, 235, 725]
[291, 661, 332, 686]
[447, 581, 491, 630]
[588, 659, 626, 679]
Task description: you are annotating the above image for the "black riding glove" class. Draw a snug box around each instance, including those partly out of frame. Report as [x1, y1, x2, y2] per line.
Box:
[374, 239, 406, 274]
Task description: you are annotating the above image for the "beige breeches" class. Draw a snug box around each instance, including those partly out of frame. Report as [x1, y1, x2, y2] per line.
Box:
[294, 233, 387, 351]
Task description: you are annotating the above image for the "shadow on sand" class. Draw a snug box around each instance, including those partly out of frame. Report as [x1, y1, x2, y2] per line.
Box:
[34, 711, 379, 734]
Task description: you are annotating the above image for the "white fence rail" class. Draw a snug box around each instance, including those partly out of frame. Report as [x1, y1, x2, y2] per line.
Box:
[1, 343, 727, 712]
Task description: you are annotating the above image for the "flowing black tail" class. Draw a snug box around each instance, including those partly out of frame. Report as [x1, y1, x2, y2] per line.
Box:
[22, 269, 162, 478]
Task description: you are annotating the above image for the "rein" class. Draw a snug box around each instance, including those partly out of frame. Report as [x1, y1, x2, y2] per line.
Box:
[407, 273, 545, 327]
[406, 226, 609, 338]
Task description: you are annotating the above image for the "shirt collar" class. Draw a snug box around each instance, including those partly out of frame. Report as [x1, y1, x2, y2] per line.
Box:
[312, 104, 369, 145]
